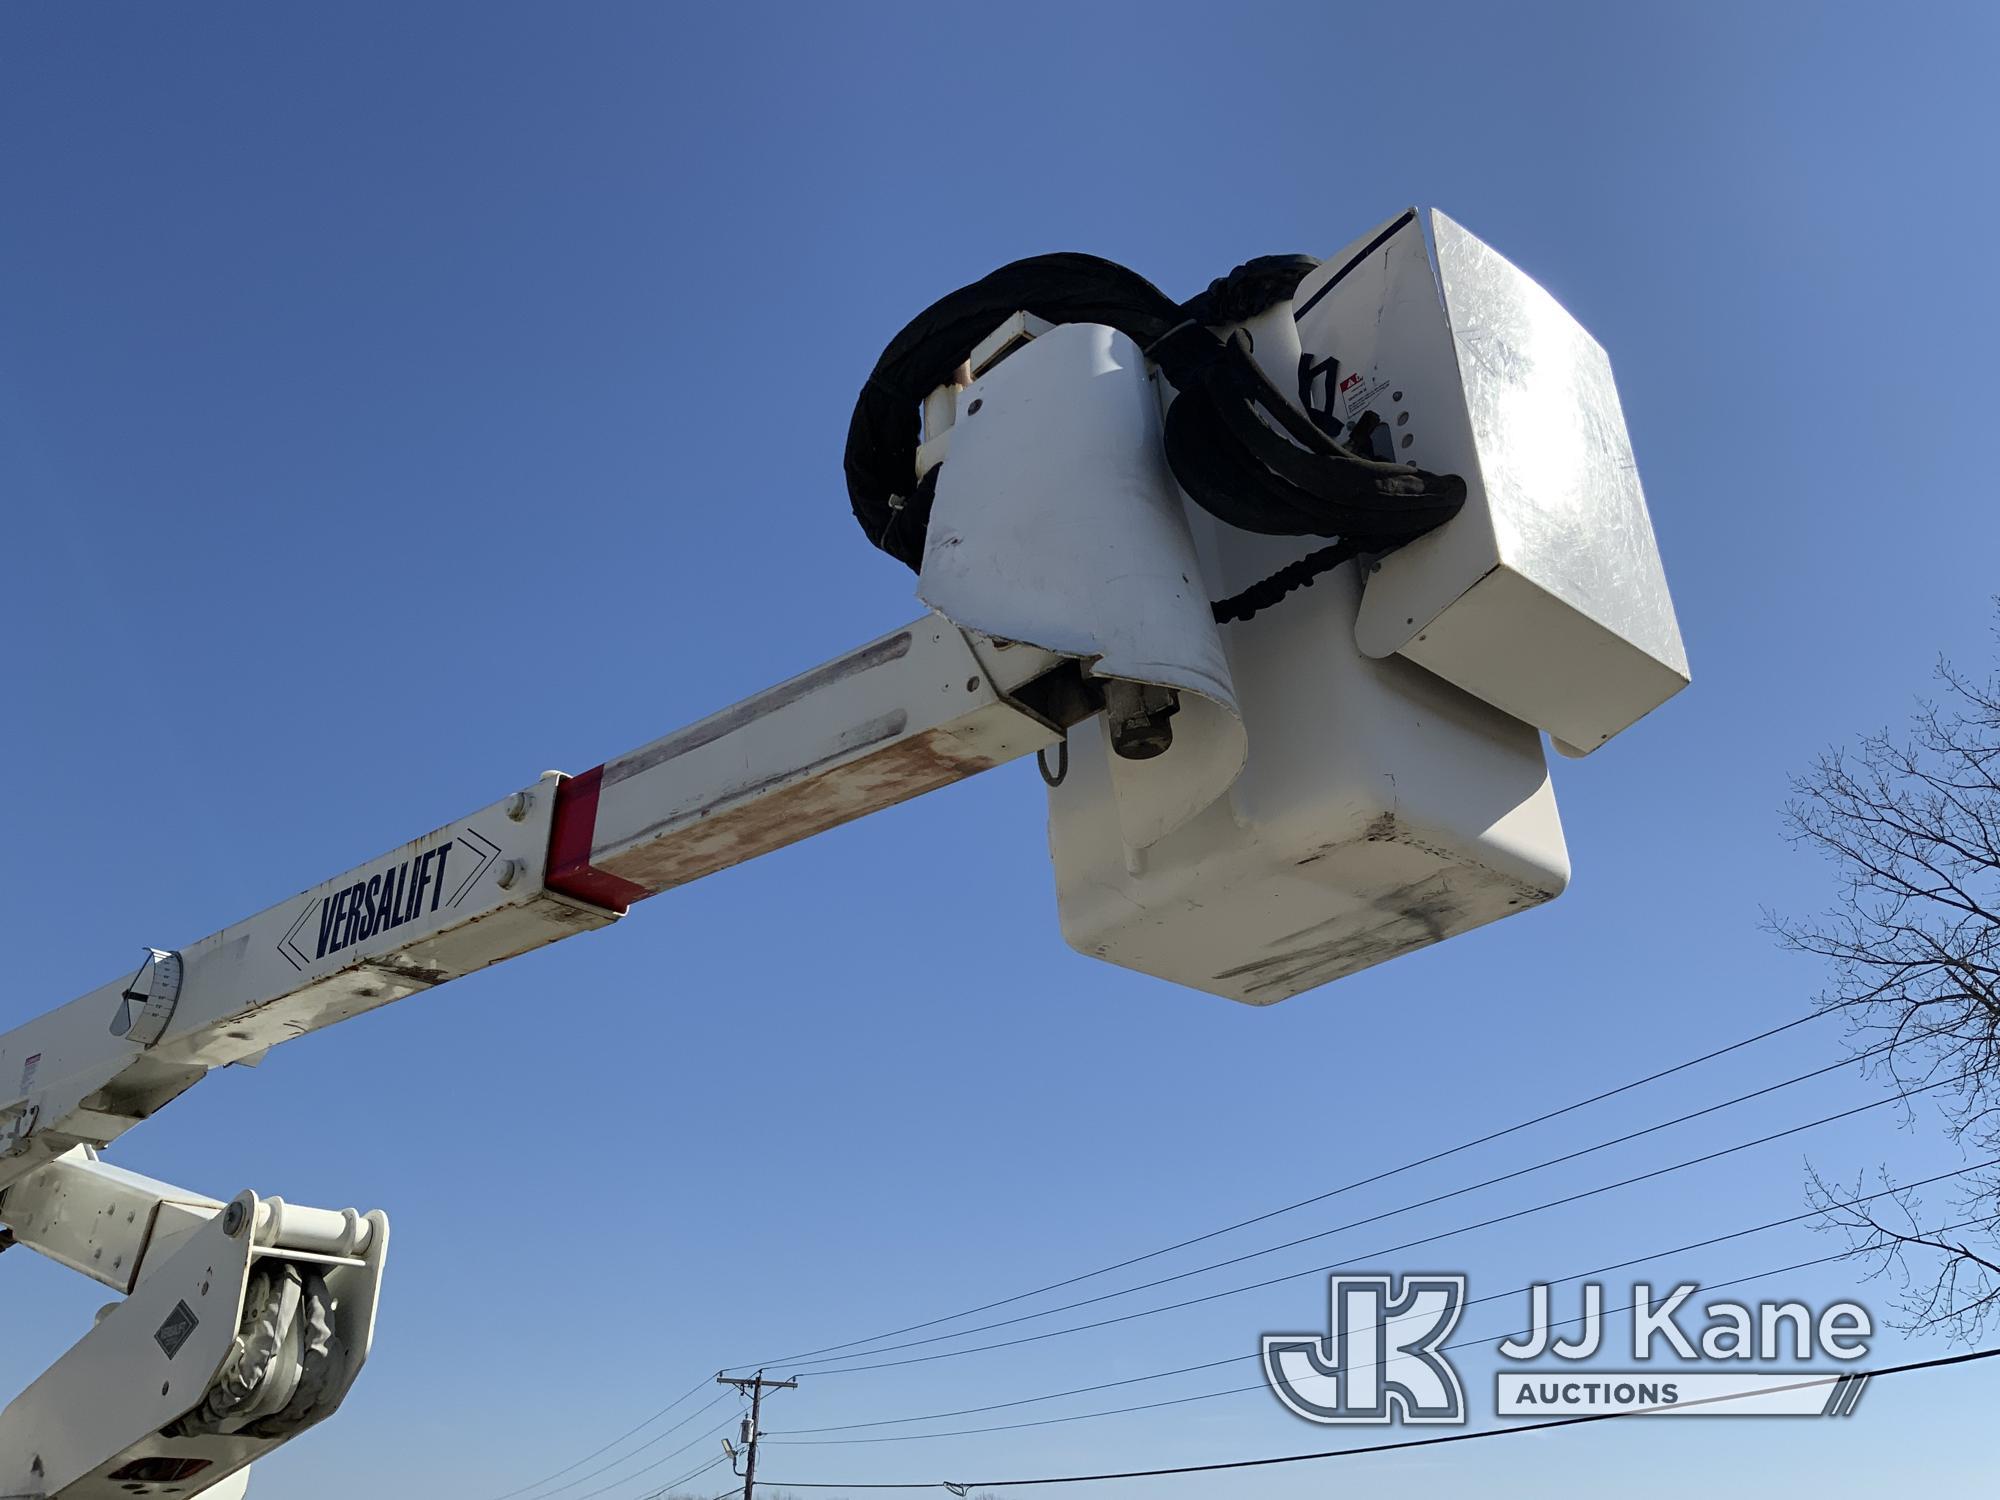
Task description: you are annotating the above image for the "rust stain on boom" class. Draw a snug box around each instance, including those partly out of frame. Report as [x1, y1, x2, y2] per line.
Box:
[598, 726, 1007, 895]
[548, 618, 1058, 910]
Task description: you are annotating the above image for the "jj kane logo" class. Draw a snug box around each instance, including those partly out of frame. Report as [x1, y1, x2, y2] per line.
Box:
[1262, 1274, 1875, 1425]
[1263, 1275, 1466, 1425]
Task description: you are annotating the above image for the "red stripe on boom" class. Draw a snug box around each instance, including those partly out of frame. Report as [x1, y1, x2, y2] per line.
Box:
[544, 766, 651, 912]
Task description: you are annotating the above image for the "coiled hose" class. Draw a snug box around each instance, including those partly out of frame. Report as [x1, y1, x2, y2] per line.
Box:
[845, 252, 1466, 577]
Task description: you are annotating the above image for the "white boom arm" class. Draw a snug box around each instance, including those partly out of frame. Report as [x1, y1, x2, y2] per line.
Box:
[0, 1152, 386, 1497]
[0, 613, 1066, 1495]
[0, 615, 1059, 1193]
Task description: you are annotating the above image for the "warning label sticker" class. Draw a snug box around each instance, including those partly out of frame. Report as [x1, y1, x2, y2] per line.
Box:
[1339, 366, 1390, 420]
[155, 1300, 200, 1360]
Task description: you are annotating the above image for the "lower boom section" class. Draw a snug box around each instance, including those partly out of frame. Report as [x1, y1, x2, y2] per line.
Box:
[0, 611, 1063, 1490]
[0, 1153, 387, 1498]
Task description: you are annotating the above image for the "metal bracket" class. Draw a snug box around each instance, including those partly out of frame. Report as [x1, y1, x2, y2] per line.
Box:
[0, 1104, 39, 1161]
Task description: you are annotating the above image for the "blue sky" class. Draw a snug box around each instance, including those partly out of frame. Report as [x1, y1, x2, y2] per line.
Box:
[4, 3, 2000, 1496]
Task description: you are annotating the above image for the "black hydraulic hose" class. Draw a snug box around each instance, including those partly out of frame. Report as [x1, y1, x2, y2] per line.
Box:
[845, 252, 1466, 570]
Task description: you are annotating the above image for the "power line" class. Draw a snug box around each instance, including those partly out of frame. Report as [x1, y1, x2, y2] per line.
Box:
[754, 1344, 2000, 1491]
[795, 1067, 1973, 1377]
[505, 1028, 1957, 1497]
[560, 1403, 745, 1500]
[781, 1038, 1892, 1373]
[483, 1376, 715, 1500]
[634, 1451, 733, 1500]
[524, 1014, 1847, 1500]
[730, 1007, 1828, 1372]
[483, 1014, 1932, 1498]
[523, 1025, 1926, 1491]
[766, 1158, 1998, 1440]
[771, 1211, 1990, 1445]
[639, 1460, 725, 1500]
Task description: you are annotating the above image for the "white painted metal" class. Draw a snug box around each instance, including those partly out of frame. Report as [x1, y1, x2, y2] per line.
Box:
[1292, 208, 1688, 754]
[921, 322, 1247, 850]
[0, 1149, 221, 1294]
[0, 777, 614, 1196]
[250, 1199, 371, 1258]
[0, 618, 1062, 1217]
[966, 310, 1053, 377]
[922, 300, 1574, 1000]
[921, 385, 958, 455]
[913, 313, 1055, 485]
[574, 616, 1060, 896]
[0, 1184, 387, 1498]
[0, 618, 1068, 1497]
[1049, 517, 1569, 1005]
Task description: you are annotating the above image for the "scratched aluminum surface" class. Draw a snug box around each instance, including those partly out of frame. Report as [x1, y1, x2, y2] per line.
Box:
[1433, 211, 1688, 676]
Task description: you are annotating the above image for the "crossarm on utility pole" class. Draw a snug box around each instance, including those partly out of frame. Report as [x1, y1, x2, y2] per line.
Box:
[717, 1372, 797, 1500]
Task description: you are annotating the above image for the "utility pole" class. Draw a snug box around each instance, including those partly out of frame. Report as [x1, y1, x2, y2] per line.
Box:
[717, 1370, 796, 1500]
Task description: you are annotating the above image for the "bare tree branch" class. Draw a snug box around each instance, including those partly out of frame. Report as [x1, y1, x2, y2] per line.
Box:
[1778, 605, 2000, 1337]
